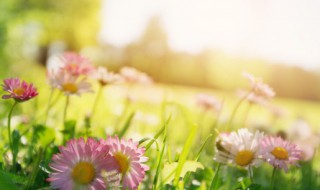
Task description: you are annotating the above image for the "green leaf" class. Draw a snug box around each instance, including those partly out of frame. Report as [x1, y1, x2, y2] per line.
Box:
[0, 170, 20, 190]
[162, 161, 204, 184]
[145, 116, 171, 150]
[62, 120, 76, 142]
[209, 164, 222, 190]
[173, 124, 197, 186]
[118, 111, 135, 138]
[246, 183, 262, 190]
[11, 129, 21, 168]
[238, 177, 252, 189]
[152, 126, 167, 190]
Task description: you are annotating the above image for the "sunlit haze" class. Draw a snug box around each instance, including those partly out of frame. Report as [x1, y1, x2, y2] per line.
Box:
[100, 0, 320, 70]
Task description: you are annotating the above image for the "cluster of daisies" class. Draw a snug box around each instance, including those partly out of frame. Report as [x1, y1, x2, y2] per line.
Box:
[215, 128, 302, 172]
[0, 52, 309, 190]
[1, 77, 150, 190]
[1, 52, 154, 190]
[47, 52, 152, 97]
[48, 137, 149, 190]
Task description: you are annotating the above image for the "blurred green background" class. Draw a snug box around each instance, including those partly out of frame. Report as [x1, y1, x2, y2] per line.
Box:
[1, 0, 320, 129]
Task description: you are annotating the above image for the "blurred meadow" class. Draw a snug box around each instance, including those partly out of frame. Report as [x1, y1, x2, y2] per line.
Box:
[0, 0, 320, 190]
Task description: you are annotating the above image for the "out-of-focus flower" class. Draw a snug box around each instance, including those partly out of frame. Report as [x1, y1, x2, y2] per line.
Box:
[47, 52, 94, 79]
[120, 67, 153, 84]
[92, 67, 122, 86]
[261, 136, 303, 172]
[59, 52, 94, 77]
[214, 128, 264, 168]
[237, 90, 268, 106]
[52, 70, 92, 96]
[196, 93, 222, 113]
[102, 136, 149, 190]
[242, 72, 275, 101]
[2, 78, 38, 102]
[267, 105, 287, 118]
[287, 119, 320, 161]
[47, 138, 117, 190]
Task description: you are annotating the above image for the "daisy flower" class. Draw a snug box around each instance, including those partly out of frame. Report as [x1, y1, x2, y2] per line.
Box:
[60, 52, 94, 77]
[261, 136, 303, 172]
[242, 72, 275, 100]
[92, 67, 122, 86]
[196, 93, 222, 112]
[47, 138, 117, 190]
[52, 70, 92, 96]
[2, 78, 38, 102]
[120, 67, 153, 85]
[214, 128, 264, 168]
[102, 136, 149, 189]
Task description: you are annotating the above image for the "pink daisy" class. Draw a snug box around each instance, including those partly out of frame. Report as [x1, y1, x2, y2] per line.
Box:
[60, 52, 94, 77]
[2, 78, 38, 102]
[47, 138, 117, 190]
[261, 136, 303, 172]
[102, 136, 149, 190]
[242, 72, 275, 100]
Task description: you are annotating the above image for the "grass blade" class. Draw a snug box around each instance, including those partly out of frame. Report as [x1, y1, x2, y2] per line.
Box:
[118, 111, 135, 138]
[173, 124, 197, 186]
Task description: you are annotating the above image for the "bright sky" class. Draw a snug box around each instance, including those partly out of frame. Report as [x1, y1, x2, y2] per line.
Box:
[100, 0, 320, 70]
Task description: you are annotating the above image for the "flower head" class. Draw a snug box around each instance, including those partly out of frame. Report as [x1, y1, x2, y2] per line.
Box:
[92, 67, 122, 86]
[261, 136, 303, 172]
[60, 52, 94, 77]
[242, 72, 275, 100]
[102, 136, 149, 189]
[120, 67, 153, 85]
[214, 128, 264, 168]
[196, 93, 222, 112]
[47, 138, 117, 190]
[2, 78, 38, 102]
[52, 70, 92, 96]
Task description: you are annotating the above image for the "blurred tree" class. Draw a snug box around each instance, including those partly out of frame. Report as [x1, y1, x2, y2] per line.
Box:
[0, 0, 101, 67]
[123, 16, 170, 80]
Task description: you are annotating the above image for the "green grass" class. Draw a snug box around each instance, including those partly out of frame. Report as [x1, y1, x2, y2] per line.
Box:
[0, 64, 320, 189]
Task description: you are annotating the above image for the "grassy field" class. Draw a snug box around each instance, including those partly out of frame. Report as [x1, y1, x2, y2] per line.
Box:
[0, 64, 320, 189]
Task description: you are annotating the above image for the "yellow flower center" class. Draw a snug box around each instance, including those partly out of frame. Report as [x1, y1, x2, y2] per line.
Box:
[70, 63, 78, 69]
[114, 153, 130, 174]
[235, 150, 254, 166]
[71, 162, 95, 185]
[13, 87, 25, 96]
[62, 83, 78, 93]
[271, 147, 288, 160]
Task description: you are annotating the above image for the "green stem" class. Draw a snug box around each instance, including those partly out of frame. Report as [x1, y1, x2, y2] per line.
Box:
[91, 85, 103, 118]
[249, 165, 254, 183]
[209, 163, 221, 190]
[44, 88, 54, 125]
[242, 103, 252, 128]
[227, 90, 252, 131]
[270, 168, 277, 190]
[63, 96, 70, 127]
[7, 101, 18, 169]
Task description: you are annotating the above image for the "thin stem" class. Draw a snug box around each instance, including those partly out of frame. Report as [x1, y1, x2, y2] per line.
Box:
[7, 101, 18, 168]
[270, 167, 277, 190]
[227, 90, 252, 131]
[209, 163, 221, 190]
[249, 165, 254, 183]
[44, 88, 54, 125]
[91, 85, 103, 118]
[63, 96, 70, 126]
[242, 103, 252, 128]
